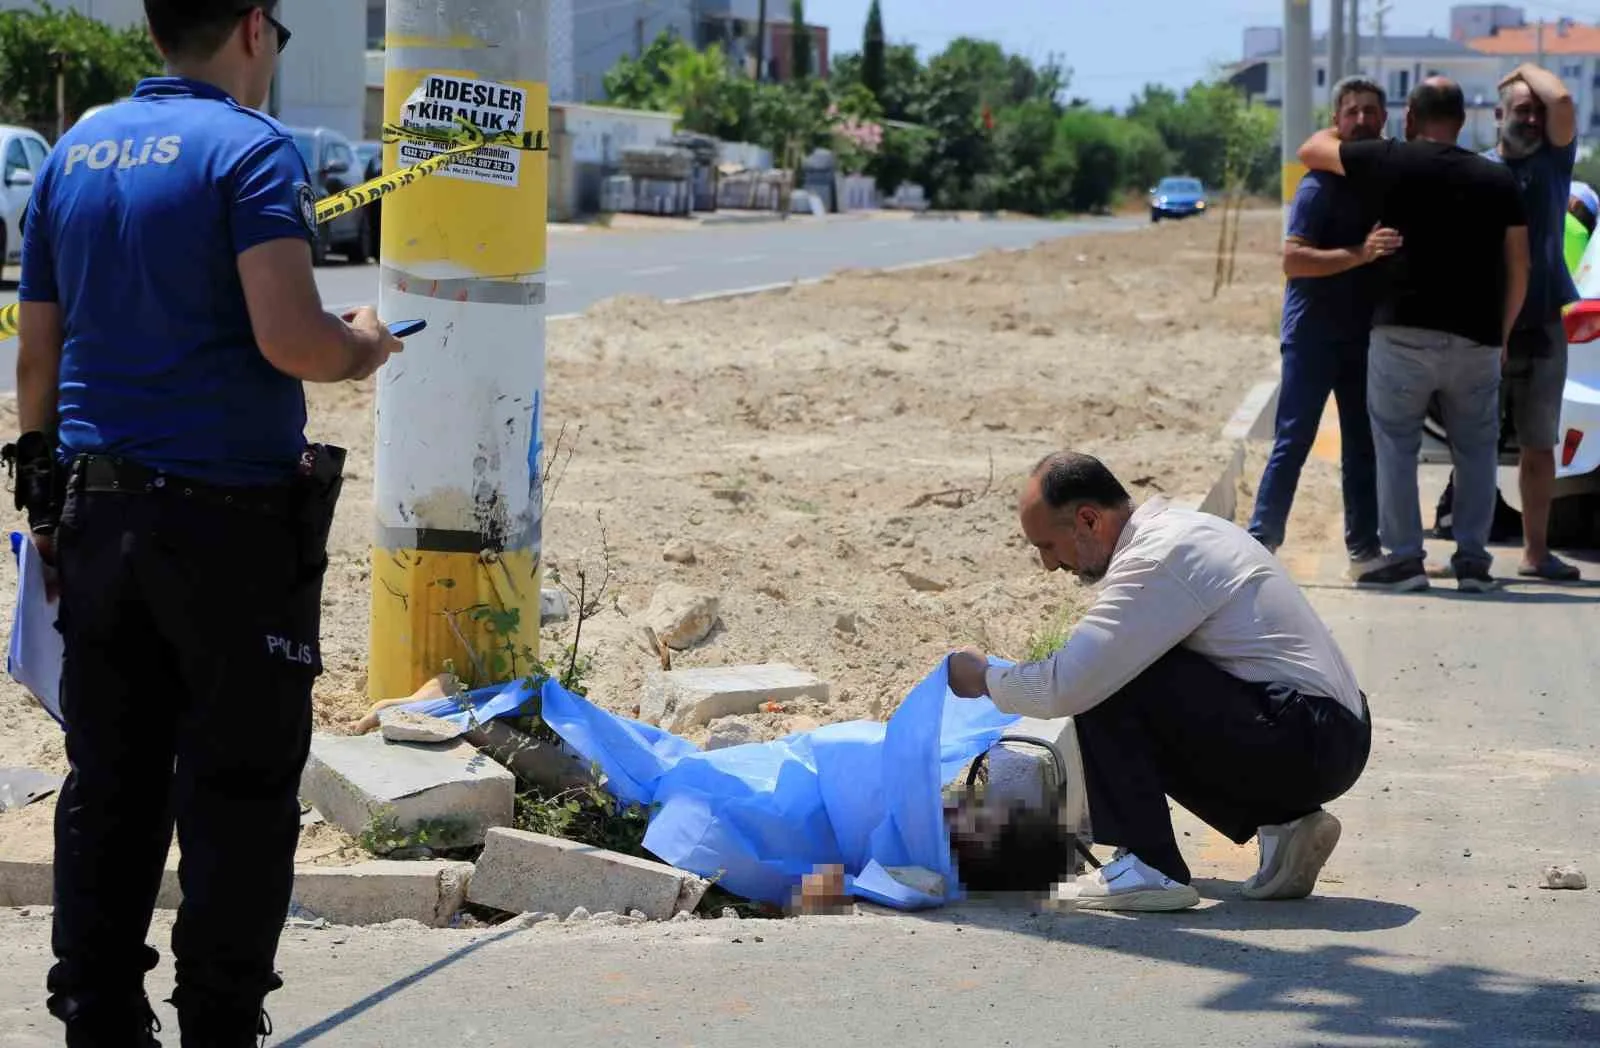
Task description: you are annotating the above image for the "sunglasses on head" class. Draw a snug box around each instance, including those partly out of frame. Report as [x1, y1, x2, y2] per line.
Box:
[237, 5, 290, 53]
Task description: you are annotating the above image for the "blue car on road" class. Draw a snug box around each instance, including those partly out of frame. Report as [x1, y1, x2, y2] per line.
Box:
[1150, 176, 1208, 223]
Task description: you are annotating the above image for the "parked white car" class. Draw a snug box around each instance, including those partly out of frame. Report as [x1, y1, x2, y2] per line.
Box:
[0, 124, 52, 266]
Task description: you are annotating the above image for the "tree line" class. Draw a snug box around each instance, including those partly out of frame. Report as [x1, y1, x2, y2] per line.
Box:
[0, 0, 1282, 216]
[604, 1, 1281, 214]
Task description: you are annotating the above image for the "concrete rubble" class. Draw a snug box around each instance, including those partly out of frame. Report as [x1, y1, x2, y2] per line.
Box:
[468, 828, 710, 921]
[379, 710, 464, 744]
[704, 716, 761, 750]
[1541, 864, 1588, 890]
[643, 583, 721, 649]
[462, 718, 596, 793]
[640, 663, 830, 732]
[299, 733, 515, 849]
[540, 587, 571, 625]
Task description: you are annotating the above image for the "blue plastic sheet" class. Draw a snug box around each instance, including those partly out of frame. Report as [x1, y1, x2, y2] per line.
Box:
[535, 659, 1020, 910]
[9, 526, 1020, 910]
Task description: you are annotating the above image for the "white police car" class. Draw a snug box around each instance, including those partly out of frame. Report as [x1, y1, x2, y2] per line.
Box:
[0, 124, 52, 266]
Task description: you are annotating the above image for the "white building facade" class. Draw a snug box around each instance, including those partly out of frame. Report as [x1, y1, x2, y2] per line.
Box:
[2, 0, 366, 141]
[1232, 29, 1507, 150]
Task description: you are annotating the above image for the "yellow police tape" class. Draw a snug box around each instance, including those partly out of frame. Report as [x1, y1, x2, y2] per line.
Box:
[0, 117, 549, 342]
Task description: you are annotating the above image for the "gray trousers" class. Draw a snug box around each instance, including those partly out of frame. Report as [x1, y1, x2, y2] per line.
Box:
[1367, 325, 1501, 572]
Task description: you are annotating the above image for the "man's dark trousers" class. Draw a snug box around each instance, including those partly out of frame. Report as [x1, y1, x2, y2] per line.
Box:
[1249, 338, 1380, 557]
[1073, 647, 1371, 885]
[46, 473, 324, 1041]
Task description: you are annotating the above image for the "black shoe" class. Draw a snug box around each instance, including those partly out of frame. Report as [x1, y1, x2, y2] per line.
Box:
[173, 998, 272, 1048]
[1453, 562, 1501, 593]
[52, 995, 162, 1048]
[1355, 557, 1429, 592]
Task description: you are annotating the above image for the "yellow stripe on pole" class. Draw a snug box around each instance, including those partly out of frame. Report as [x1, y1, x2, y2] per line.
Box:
[367, 0, 549, 702]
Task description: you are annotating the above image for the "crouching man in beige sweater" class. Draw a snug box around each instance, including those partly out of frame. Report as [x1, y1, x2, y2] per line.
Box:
[947, 452, 1372, 912]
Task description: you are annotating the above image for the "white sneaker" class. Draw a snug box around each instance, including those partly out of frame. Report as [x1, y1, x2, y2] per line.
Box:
[1242, 810, 1342, 900]
[1046, 853, 1200, 912]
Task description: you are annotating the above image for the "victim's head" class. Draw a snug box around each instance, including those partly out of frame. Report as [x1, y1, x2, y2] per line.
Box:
[1018, 452, 1134, 584]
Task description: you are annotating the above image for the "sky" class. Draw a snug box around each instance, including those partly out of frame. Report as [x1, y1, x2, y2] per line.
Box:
[801, 0, 1600, 111]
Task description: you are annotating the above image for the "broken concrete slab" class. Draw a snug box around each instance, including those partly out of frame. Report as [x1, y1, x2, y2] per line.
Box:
[290, 860, 473, 928]
[2, 855, 471, 927]
[983, 716, 1091, 838]
[640, 664, 829, 732]
[379, 710, 464, 744]
[468, 828, 709, 921]
[463, 719, 596, 793]
[299, 734, 515, 849]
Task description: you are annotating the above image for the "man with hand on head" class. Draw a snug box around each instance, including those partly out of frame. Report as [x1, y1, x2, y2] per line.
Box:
[1486, 63, 1583, 581]
[1297, 77, 1529, 594]
[946, 452, 1372, 913]
[9, 1, 401, 1044]
[1249, 75, 1391, 577]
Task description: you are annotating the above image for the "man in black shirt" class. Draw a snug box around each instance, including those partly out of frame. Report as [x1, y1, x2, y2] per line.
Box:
[1298, 77, 1529, 593]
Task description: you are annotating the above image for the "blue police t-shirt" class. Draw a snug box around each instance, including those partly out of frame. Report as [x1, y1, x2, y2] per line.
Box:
[19, 77, 317, 487]
[1482, 137, 1579, 327]
[1280, 170, 1377, 346]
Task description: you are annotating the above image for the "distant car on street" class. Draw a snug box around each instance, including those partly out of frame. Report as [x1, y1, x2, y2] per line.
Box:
[288, 125, 373, 265]
[1149, 176, 1208, 223]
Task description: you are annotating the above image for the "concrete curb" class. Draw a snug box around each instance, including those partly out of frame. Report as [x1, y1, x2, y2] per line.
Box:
[1175, 374, 1280, 520]
[0, 857, 474, 929]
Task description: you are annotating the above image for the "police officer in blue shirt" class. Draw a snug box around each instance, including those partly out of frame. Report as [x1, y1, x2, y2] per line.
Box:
[9, 2, 401, 1044]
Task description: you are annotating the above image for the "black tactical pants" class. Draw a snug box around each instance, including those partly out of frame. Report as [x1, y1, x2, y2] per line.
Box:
[1073, 646, 1371, 886]
[46, 471, 325, 1043]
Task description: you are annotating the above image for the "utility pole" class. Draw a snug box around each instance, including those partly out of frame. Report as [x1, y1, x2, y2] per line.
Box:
[370, 0, 549, 700]
[1372, 0, 1392, 90]
[1330, 0, 1346, 101]
[1283, 0, 1313, 230]
[50, 51, 65, 139]
[1536, 19, 1546, 68]
[755, 0, 768, 81]
[1348, 0, 1360, 76]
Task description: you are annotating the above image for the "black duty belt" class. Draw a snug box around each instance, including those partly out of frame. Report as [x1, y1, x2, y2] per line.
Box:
[72, 454, 296, 518]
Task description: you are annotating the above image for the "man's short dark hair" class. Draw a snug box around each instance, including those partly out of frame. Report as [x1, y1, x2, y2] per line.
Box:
[1332, 75, 1386, 113]
[1408, 79, 1466, 127]
[1032, 451, 1131, 512]
[145, 0, 274, 61]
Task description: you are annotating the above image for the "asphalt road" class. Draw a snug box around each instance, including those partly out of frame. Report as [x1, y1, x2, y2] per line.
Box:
[2, 467, 1596, 1047]
[315, 213, 1140, 315]
[0, 213, 1135, 393]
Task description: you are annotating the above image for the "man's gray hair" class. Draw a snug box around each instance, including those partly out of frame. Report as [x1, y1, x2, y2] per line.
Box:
[1332, 75, 1387, 112]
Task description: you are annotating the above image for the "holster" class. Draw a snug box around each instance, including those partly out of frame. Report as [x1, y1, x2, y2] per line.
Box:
[291, 443, 346, 576]
[1, 431, 65, 538]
